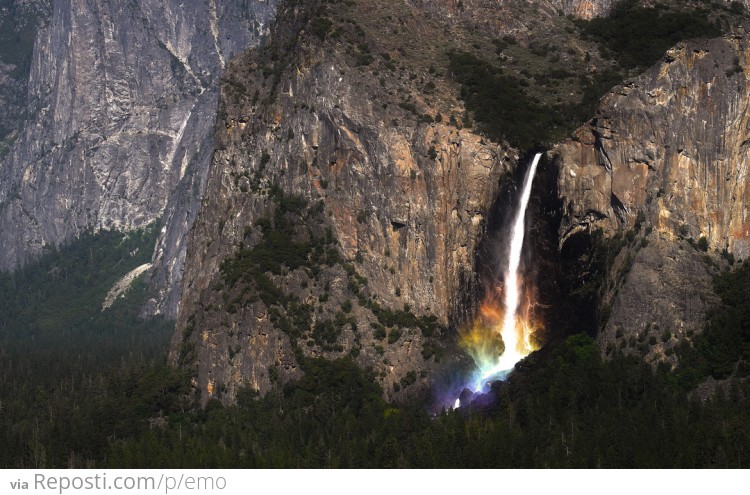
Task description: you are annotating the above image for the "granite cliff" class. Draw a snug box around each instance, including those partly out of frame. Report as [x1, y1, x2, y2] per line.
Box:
[5, 0, 749, 400]
[0, 0, 278, 318]
[171, 0, 750, 402]
[0, 0, 615, 320]
[0, 0, 52, 150]
[172, 0, 516, 403]
[554, 32, 750, 362]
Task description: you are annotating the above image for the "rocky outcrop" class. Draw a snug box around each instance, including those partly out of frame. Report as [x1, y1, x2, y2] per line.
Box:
[406, 0, 613, 40]
[556, 35, 750, 258]
[102, 263, 152, 310]
[410, 0, 614, 22]
[0, 0, 617, 321]
[600, 230, 721, 364]
[172, 0, 514, 404]
[553, 33, 750, 357]
[555, 0, 613, 19]
[0, 0, 277, 318]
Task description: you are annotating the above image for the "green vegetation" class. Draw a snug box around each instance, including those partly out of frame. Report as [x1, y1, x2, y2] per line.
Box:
[214, 189, 446, 362]
[447, 49, 639, 149]
[310, 17, 333, 40]
[4, 0, 750, 469]
[3, 226, 750, 467]
[448, 0, 739, 150]
[215, 192, 344, 352]
[47, 336, 750, 467]
[220, 193, 338, 290]
[370, 304, 440, 337]
[0, 224, 169, 365]
[675, 260, 750, 386]
[577, 0, 721, 72]
[0, 226, 175, 467]
[448, 50, 570, 149]
[697, 236, 710, 252]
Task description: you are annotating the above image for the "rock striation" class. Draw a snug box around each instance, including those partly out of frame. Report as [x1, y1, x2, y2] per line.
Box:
[553, 33, 750, 359]
[556, 35, 750, 258]
[173, 0, 748, 402]
[0, 0, 278, 318]
[171, 0, 516, 403]
[0, 0, 616, 320]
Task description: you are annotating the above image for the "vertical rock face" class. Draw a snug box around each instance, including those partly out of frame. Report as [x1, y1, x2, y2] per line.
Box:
[173, 0, 514, 403]
[0, 0, 52, 146]
[556, 36, 750, 258]
[0, 0, 277, 317]
[553, 34, 750, 359]
[0, 0, 615, 318]
[557, 0, 614, 19]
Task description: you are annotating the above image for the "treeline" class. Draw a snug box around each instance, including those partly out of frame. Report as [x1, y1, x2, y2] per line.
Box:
[674, 259, 750, 388]
[100, 258, 750, 468]
[447, 50, 573, 150]
[2, 230, 750, 468]
[107, 335, 750, 468]
[0, 227, 174, 468]
[0, 225, 170, 374]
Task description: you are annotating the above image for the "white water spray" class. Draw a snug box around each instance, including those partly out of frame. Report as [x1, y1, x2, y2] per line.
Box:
[473, 152, 541, 390]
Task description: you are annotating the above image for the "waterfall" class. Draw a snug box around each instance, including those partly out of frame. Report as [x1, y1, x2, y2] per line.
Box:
[474, 152, 542, 389]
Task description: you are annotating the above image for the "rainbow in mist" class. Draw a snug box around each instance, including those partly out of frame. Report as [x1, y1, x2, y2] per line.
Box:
[458, 153, 542, 401]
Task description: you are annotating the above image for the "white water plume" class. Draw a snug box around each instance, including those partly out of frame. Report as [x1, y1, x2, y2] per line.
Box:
[472, 152, 541, 390]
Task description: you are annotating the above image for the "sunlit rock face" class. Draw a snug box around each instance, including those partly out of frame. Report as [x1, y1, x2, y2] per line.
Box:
[0, 0, 615, 320]
[0, 0, 278, 317]
[406, 0, 613, 38]
[556, 36, 750, 258]
[562, 0, 614, 20]
[173, 0, 750, 402]
[172, 0, 515, 405]
[553, 34, 750, 361]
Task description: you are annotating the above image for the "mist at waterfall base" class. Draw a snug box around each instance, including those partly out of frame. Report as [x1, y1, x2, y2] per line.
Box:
[451, 153, 543, 409]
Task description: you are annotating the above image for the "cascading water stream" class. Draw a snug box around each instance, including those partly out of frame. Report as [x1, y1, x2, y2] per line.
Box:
[479, 152, 540, 383]
[458, 152, 542, 400]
